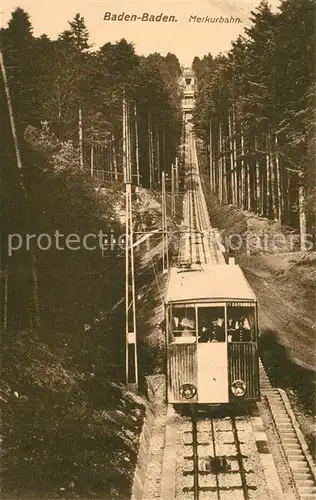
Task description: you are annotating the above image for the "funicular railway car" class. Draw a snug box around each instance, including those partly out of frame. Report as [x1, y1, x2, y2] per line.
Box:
[164, 263, 260, 406]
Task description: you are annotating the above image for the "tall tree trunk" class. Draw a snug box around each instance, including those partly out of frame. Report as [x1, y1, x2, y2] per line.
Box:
[162, 122, 166, 174]
[127, 103, 132, 184]
[156, 125, 160, 187]
[218, 121, 223, 204]
[171, 163, 175, 217]
[90, 144, 94, 177]
[3, 266, 8, 330]
[274, 134, 282, 223]
[175, 156, 179, 195]
[269, 133, 277, 219]
[222, 134, 228, 204]
[109, 142, 113, 181]
[232, 108, 238, 205]
[150, 116, 155, 188]
[235, 125, 241, 206]
[1, 238, 8, 331]
[58, 103, 62, 137]
[282, 166, 289, 223]
[214, 134, 217, 194]
[209, 120, 214, 192]
[246, 144, 251, 211]
[254, 136, 261, 214]
[240, 123, 245, 210]
[78, 104, 84, 169]
[228, 112, 234, 204]
[112, 133, 118, 181]
[299, 184, 307, 251]
[265, 135, 271, 218]
[123, 93, 127, 183]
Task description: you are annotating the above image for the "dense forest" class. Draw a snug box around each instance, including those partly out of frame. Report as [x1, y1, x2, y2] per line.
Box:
[193, 0, 315, 241]
[1, 9, 182, 188]
[0, 9, 182, 498]
[0, 8, 183, 332]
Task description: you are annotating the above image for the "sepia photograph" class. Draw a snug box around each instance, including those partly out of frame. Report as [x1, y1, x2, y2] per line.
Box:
[0, 0, 315, 499]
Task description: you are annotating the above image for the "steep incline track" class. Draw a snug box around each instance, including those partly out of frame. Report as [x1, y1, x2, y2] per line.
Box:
[178, 124, 225, 266]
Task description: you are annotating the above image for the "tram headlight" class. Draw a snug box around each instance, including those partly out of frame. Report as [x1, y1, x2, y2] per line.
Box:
[231, 380, 246, 397]
[180, 383, 197, 400]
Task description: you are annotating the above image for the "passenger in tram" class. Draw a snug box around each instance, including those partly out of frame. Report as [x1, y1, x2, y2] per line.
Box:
[172, 315, 181, 331]
[200, 318, 225, 342]
[232, 317, 252, 342]
[227, 318, 234, 342]
[213, 318, 225, 342]
[180, 316, 195, 337]
[199, 322, 212, 342]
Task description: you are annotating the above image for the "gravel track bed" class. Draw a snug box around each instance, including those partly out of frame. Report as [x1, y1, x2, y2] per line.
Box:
[142, 404, 168, 500]
[175, 414, 195, 498]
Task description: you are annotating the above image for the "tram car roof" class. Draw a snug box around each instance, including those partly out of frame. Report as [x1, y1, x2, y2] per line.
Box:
[165, 264, 257, 304]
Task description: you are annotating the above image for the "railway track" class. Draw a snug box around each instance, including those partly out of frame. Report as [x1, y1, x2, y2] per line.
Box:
[178, 126, 225, 266]
[172, 125, 263, 500]
[180, 407, 263, 500]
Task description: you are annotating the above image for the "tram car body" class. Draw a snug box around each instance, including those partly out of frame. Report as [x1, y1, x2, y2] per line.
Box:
[164, 263, 260, 405]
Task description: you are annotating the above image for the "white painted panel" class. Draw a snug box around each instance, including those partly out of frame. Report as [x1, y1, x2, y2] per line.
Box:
[197, 343, 229, 403]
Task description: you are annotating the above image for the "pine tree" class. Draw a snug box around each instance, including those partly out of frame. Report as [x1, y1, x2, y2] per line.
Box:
[1, 8, 36, 128]
[59, 13, 91, 52]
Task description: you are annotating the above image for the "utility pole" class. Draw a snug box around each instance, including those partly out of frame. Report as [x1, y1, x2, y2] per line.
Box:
[175, 156, 179, 196]
[161, 170, 169, 274]
[148, 110, 153, 189]
[171, 163, 175, 217]
[134, 101, 140, 187]
[123, 91, 138, 391]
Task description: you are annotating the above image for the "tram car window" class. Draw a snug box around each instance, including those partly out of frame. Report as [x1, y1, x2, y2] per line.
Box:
[197, 306, 225, 342]
[171, 305, 196, 343]
[227, 305, 256, 342]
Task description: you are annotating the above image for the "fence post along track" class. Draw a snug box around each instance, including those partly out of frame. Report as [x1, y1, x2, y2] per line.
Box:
[123, 90, 138, 391]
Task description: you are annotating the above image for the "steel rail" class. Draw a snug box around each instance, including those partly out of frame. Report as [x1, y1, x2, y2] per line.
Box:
[210, 418, 222, 500]
[231, 416, 250, 500]
[190, 406, 200, 500]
